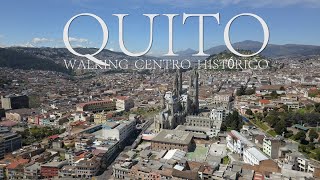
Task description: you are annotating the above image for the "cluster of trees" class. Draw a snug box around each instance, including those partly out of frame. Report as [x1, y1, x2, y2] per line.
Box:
[263, 110, 287, 135]
[18, 126, 65, 146]
[296, 129, 320, 161]
[260, 105, 320, 136]
[293, 129, 319, 144]
[236, 85, 256, 96]
[221, 111, 243, 131]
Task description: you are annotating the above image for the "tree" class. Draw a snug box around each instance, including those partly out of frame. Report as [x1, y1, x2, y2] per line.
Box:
[270, 90, 278, 99]
[224, 111, 243, 131]
[265, 113, 280, 128]
[315, 103, 320, 113]
[313, 149, 320, 161]
[236, 86, 246, 96]
[245, 87, 256, 95]
[309, 129, 319, 142]
[294, 131, 306, 142]
[245, 109, 253, 116]
[274, 120, 287, 135]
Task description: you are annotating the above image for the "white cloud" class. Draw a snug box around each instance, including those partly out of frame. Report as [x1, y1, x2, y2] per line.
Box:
[142, 0, 320, 8]
[14, 42, 35, 48]
[69, 37, 88, 43]
[109, 48, 114, 51]
[27, 37, 91, 48]
[32, 37, 53, 44]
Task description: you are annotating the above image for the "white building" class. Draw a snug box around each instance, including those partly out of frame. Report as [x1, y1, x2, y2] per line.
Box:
[243, 147, 269, 165]
[115, 96, 134, 111]
[226, 130, 255, 156]
[102, 119, 136, 143]
[210, 108, 226, 121]
[213, 93, 232, 104]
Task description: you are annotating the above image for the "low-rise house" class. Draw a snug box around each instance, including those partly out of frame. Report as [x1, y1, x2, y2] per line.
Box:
[24, 162, 41, 180]
[6, 158, 29, 180]
[243, 147, 269, 166]
[40, 160, 68, 178]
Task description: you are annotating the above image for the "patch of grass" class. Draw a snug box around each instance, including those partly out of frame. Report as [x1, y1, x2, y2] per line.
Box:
[227, 127, 233, 132]
[267, 130, 277, 137]
[223, 156, 230, 165]
[187, 145, 208, 160]
[255, 120, 269, 131]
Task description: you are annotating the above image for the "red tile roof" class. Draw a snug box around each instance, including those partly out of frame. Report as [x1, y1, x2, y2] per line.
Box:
[48, 134, 59, 140]
[259, 99, 270, 104]
[6, 159, 29, 169]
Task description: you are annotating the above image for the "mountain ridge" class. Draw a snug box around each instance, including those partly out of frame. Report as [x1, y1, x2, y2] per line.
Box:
[178, 40, 320, 58]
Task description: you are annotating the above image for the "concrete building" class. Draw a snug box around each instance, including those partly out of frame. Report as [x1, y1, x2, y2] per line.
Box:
[0, 138, 5, 160]
[41, 161, 68, 178]
[0, 132, 22, 153]
[74, 157, 100, 178]
[185, 116, 222, 131]
[150, 129, 194, 152]
[0, 109, 5, 118]
[175, 125, 218, 138]
[59, 165, 76, 178]
[0, 164, 6, 180]
[243, 147, 269, 165]
[285, 152, 320, 177]
[93, 112, 107, 124]
[6, 158, 29, 180]
[59, 157, 100, 178]
[226, 130, 255, 156]
[113, 162, 134, 179]
[263, 137, 281, 159]
[115, 96, 134, 111]
[1, 95, 29, 110]
[210, 108, 226, 121]
[102, 119, 136, 143]
[212, 92, 232, 104]
[74, 136, 94, 151]
[24, 162, 41, 179]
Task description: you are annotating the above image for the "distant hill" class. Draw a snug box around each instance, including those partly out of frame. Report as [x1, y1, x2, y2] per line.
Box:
[201, 50, 270, 71]
[0, 47, 152, 74]
[0, 48, 72, 74]
[1, 41, 320, 73]
[178, 40, 320, 58]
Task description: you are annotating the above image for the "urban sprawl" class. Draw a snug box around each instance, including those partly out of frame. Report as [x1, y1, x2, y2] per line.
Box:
[0, 55, 320, 180]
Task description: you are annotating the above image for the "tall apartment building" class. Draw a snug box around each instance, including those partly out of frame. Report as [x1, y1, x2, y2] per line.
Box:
[0, 138, 5, 160]
[226, 130, 255, 156]
[1, 95, 29, 110]
[0, 132, 22, 153]
[263, 137, 282, 159]
[0, 109, 5, 118]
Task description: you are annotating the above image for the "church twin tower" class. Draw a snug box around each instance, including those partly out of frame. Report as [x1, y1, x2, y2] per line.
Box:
[155, 69, 199, 132]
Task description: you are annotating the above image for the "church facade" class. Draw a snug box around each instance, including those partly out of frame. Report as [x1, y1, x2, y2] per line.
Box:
[154, 69, 199, 133]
